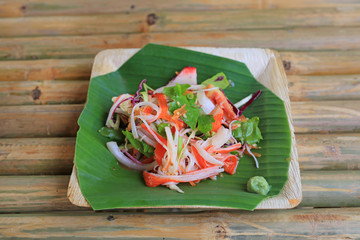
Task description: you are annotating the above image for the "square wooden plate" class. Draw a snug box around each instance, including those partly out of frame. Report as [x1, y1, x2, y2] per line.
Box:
[67, 47, 302, 209]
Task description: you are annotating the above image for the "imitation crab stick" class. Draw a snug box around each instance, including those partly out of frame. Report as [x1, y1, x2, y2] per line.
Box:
[207, 143, 242, 154]
[140, 123, 166, 145]
[143, 166, 224, 187]
[206, 84, 238, 121]
[222, 155, 238, 175]
[210, 106, 223, 132]
[155, 93, 184, 128]
[191, 145, 208, 169]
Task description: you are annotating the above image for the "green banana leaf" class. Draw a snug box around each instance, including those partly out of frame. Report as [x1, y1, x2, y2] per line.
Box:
[75, 44, 291, 211]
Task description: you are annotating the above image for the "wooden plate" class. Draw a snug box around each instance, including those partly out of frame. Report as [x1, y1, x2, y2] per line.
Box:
[67, 47, 302, 209]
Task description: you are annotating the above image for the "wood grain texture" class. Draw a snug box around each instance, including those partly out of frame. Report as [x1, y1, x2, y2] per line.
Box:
[291, 101, 360, 133]
[0, 175, 82, 212]
[297, 134, 360, 170]
[1, 0, 359, 17]
[1, 100, 358, 138]
[0, 208, 359, 239]
[279, 51, 360, 76]
[0, 59, 93, 82]
[0, 172, 359, 212]
[0, 138, 75, 175]
[0, 104, 82, 138]
[1, 8, 360, 37]
[1, 74, 359, 106]
[1, 133, 358, 176]
[0, 80, 89, 105]
[288, 74, 360, 101]
[1, 51, 359, 82]
[1, 27, 360, 61]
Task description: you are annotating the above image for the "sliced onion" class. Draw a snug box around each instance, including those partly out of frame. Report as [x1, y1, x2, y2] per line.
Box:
[106, 95, 132, 127]
[186, 150, 199, 171]
[138, 128, 157, 147]
[197, 91, 215, 114]
[106, 142, 156, 171]
[167, 183, 184, 193]
[210, 126, 231, 148]
[194, 141, 224, 166]
[131, 102, 160, 139]
[165, 126, 178, 174]
[139, 102, 160, 122]
[138, 116, 168, 151]
[245, 143, 259, 168]
[192, 87, 219, 93]
[234, 94, 252, 108]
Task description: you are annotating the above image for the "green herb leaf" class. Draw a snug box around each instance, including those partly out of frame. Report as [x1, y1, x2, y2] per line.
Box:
[98, 127, 125, 143]
[157, 123, 171, 137]
[232, 117, 263, 145]
[122, 130, 154, 157]
[201, 72, 229, 89]
[197, 115, 215, 134]
[163, 83, 190, 98]
[181, 105, 200, 130]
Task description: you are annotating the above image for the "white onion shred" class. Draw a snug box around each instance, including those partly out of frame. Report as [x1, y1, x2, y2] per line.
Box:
[138, 116, 168, 151]
[194, 141, 224, 166]
[165, 126, 178, 174]
[192, 87, 219, 93]
[137, 129, 157, 147]
[131, 102, 161, 138]
[245, 143, 259, 168]
[197, 91, 215, 114]
[234, 94, 252, 108]
[210, 126, 231, 148]
[106, 94, 129, 128]
[106, 142, 156, 171]
[167, 183, 184, 193]
[139, 102, 160, 122]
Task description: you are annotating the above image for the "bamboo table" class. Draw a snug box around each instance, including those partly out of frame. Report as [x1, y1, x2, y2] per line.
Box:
[0, 1, 359, 239]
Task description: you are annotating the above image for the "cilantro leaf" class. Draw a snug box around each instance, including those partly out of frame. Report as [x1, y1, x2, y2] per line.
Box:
[122, 130, 154, 157]
[197, 115, 215, 134]
[181, 105, 200, 129]
[232, 117, 263, 145]
[163, 84, 190, 98]
[162, 83, 214, 132]
[201, 72, 229, 89]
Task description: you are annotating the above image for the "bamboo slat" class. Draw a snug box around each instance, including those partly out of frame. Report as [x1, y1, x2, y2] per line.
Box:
[0, 80, 89, 105]
[0, 138, 75, 175]
[1, 8, 360, 37]
[297, 134, 360, 170]
[291, 101, 360, 133]
[288, 74, 360, 101]
[0, 59, 92, 82]
[1, 27, 360, 61]
[1, 100, 359, 137]
[0, 0, 359, 17]
[1, 74, 359, 106]
[0, 104, 82, 138]
[0, 208, 359, 239]
[0, 171, 359, 212]
[1, 51, 359, 82]
[1, 133, 359, 175]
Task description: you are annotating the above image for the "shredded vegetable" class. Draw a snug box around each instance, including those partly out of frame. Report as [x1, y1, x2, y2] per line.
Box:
[101, 67, 263, 193]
